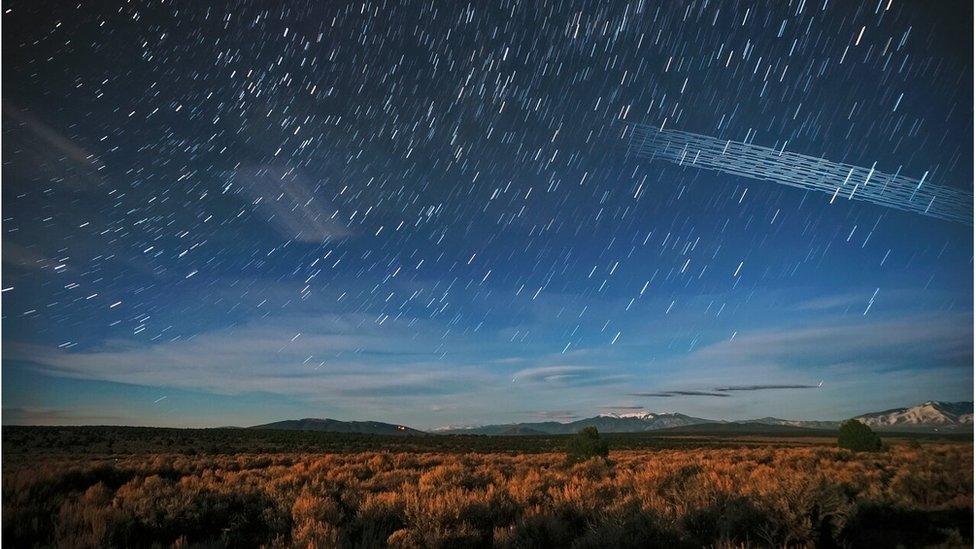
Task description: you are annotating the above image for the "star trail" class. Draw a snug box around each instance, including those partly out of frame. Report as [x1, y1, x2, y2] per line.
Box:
[2, 0, 972, 428]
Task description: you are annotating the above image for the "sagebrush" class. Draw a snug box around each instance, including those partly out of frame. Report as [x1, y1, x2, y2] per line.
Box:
[3, 442, 971, 547]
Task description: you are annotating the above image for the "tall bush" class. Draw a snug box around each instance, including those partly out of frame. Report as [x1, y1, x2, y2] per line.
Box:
[838, 420, 882, 452]
[565, 427, 609, 463]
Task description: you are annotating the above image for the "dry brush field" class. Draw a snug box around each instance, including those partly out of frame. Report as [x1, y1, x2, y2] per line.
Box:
[3, 436, 972, 548]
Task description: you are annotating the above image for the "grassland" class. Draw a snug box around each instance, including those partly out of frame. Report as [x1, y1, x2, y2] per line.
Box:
[2, 426, 971, 547]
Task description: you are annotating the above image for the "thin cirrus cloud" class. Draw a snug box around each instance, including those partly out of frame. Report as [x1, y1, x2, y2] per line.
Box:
[2, 241, 57, 271]
[512, 365, 629, 387]
[235, 165, 353, 243]
[686, 313, 972, 368]
[629, 390, 731, 398]
[4, 313, 490, 402]
[5, 297, 971, 425]
[628, 385, 820, 399]
[626, 311, 971, 401]
[3, 103, 106, 175]
[715, 384, 820, 392]
[337, 381, 469, 398]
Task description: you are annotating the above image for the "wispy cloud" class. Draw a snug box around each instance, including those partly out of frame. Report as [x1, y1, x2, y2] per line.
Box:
[791, 294, 866, 312]
[3, 103, 105, 170]
[3, 102, 106, 190]
[686, 314, 972, 369]
[513, 365, 628, 387]
[5, 313, 490, 402]
[2, 241, 56, 271]
[620, 312, 970, 408]
[628, 385, 820, 399]
[715, 384, 819, 392]
[235, 165, 352, 243]
[5, 293, 970, 427]
[628, 313, 973, 401]
[629, 390, 731, 398]
[337, 380, 468, 398]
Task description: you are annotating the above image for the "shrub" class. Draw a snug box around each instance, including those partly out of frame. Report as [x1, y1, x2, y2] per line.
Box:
[838, 420, 882, 452]
[565, 427, 609, 464]
[3, 433, 971, 547]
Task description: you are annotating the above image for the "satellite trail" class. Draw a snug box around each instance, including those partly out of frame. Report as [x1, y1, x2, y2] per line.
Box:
[628, 125, 974, 226]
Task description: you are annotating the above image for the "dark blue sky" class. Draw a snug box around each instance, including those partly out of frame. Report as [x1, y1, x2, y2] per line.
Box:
[3, 0, 972, 429]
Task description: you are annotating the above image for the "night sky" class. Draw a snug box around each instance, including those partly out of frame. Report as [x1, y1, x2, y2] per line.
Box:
[3, 0, 972, 429]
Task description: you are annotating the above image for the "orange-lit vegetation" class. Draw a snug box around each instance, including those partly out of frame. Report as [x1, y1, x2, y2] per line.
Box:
[3, 440, 970, 548]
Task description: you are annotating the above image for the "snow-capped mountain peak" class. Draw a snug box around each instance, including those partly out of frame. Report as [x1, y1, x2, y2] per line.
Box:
[437, 400, 972, 435]
[854, 401, 973, 428]
[599, 411, 659, 420]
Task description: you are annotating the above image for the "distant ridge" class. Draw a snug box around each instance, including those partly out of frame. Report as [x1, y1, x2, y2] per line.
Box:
[437, 412, 715, 435]
[435, 401, 973, 435]
[250, 418, 425, 435]
[853, 401, 972, 431]
[652, 422, 833, 435]
[741, 417, 842, 430]
[251, 401, 972, 437]
[496, 426, 550, 436]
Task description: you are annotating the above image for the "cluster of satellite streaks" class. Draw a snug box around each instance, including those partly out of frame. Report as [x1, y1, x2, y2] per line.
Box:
[629, 126, 974, 225]
[2, 1, 972, 428]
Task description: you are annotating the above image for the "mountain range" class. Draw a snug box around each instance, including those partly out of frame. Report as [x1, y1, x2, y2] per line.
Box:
[250, 418, 424, 435]
[854, 401, 973, 430]
[249, 401, 973, 435]
[436, 412, 717, 435]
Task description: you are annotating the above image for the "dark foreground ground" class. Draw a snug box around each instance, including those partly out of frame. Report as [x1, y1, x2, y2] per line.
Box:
[3, 426, 972, 548]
